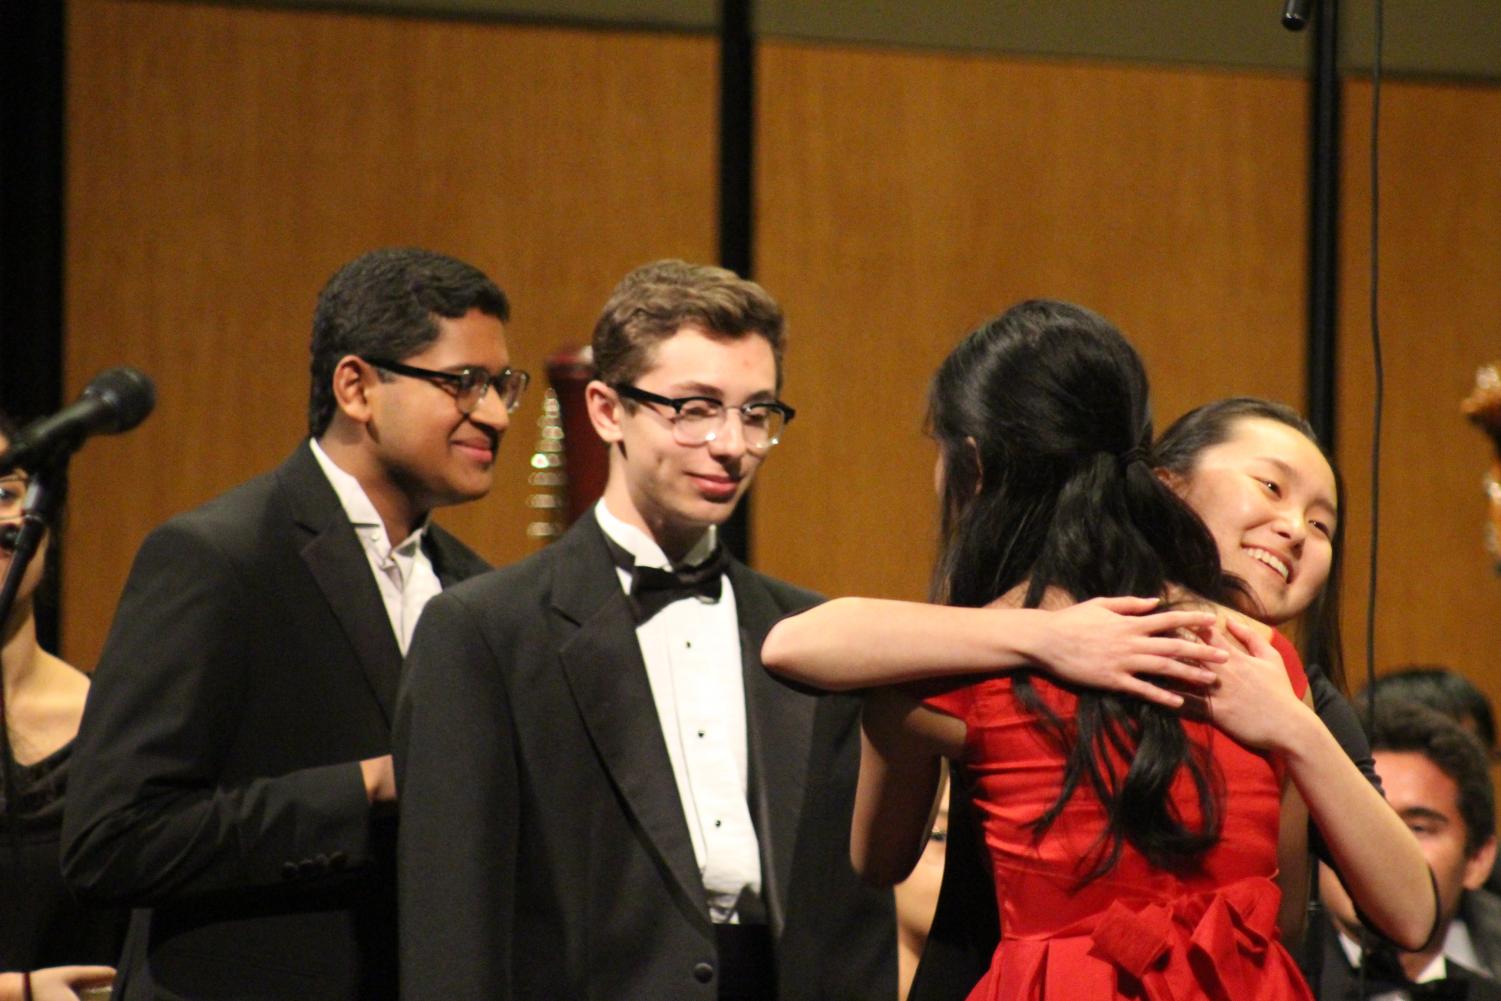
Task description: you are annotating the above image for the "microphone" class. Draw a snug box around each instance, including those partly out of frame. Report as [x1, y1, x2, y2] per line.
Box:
[1282, 0, 1313, 30]
[0, 367, 156, 474]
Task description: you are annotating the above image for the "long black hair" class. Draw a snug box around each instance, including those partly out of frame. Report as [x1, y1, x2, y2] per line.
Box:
[1155, 397, 1345, 693]
[930, 300, 1235, 881]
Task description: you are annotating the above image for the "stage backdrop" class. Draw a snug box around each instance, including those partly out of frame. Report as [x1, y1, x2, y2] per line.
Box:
[63, 0, 717, 665]
[61, 0, 1501, 716]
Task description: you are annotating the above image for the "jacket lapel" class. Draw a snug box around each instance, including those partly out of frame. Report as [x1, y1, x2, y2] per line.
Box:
[279, 442, 404, 726]
[552, 515, 711, 931]
[733, 562, 815, 939]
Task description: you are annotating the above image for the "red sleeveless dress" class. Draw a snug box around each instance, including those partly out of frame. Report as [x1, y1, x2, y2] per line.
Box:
[922, 631, 1315, 1001]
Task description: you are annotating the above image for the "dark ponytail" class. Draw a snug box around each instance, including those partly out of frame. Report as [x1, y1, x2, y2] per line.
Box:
[929, 300, 1236, 880]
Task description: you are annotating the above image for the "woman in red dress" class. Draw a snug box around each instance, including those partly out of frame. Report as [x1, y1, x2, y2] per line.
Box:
[764, 300, 1432, 999]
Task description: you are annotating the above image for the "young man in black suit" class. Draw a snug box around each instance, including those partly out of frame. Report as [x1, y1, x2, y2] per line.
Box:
[395, 260, 895, 1000]
[1317, 699, 1501, 1000]
[62, 248, 523, 1001]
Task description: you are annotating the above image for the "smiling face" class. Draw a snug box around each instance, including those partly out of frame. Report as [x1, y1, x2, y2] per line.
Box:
[1174, 417, 1337, 625]
[357, 307, 512, 519]
[589, 326, 777, 560]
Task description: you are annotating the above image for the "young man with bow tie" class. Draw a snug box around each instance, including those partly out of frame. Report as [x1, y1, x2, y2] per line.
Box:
[394, 260, 896, 1001]
[1316, 699, 1501, 1001]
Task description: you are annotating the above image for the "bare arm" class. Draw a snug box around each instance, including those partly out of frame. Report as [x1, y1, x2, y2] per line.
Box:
[1275, 750, 1311, 948]
[0, 968, 115, 1001]
[850, 688, 966, 886]
[763, 596, 1224, 708]
[1208, 620, 1435, 950]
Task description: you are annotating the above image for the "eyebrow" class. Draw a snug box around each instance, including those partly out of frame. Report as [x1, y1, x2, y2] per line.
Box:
[1397, 806, 1451, 827]
[667, 381, 778, 403]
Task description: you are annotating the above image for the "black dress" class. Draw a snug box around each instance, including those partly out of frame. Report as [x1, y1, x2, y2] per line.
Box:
[1, 739, 125, 970]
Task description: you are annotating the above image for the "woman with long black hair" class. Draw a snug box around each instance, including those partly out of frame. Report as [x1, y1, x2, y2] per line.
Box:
[765, 301, 1431, 999]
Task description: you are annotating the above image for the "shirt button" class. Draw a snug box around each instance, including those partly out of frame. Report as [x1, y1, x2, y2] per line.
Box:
[714, 819, 722, 828]
[693, 962, 715, 983]
[697, 730, 705, 738]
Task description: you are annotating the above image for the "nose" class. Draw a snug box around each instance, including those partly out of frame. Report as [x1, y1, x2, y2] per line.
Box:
[704, 411, 749, 461]
[1271, 511, 1307, 551]
[467, 386, 511, 435]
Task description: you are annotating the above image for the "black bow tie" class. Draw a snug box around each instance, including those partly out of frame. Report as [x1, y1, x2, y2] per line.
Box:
[1358, 946, 1472, 1001]
[607, 538, 728, 622]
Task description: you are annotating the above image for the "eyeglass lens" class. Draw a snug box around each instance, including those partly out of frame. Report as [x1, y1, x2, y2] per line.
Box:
[672, 403, 785, 451]
[456, 369, 530, 414]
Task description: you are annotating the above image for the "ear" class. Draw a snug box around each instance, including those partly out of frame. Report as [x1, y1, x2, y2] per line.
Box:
[585, 379, 624, 445]
[1155, 466, 1186, 495]
[330, 355, 377, 426]
[964, 436, 984, 494]
[1464, 834, 1497, 891]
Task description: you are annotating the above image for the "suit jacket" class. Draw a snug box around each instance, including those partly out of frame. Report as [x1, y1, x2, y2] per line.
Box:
[394, 511, 896, 1000]
[1314, 912, 1501, 1000]
[61, 442, 489, 1001]
[1461, 889, 1501, 982]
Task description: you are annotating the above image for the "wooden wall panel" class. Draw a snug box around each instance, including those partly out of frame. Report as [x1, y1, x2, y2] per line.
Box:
[63, 0, 717, 665]
[1336, 78, 1501, 697]
[753, 41, 1308, 601]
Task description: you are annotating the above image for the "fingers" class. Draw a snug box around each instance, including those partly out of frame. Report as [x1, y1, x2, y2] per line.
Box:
[1224, 618, 1278, 658]
[1145, 637, 1228, 666]
[1093, 595, 1162, 614]
[1133, 655, 1218, 686]
[65, 967, 117, 987]
[1120, 678, 1186, 709]
[1138, 609, 1220, 634]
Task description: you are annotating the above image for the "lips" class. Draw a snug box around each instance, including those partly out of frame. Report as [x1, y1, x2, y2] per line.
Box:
[453, 439, 496, 464]
[1244, 546, 1292, 583]
[689, 473, 740, 500]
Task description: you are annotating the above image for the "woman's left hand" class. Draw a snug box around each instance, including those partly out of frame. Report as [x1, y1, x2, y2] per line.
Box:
[1201, 618, 1309, 751]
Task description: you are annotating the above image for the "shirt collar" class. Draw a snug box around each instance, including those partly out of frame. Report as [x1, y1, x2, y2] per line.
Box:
[310, 438, 430, 558]
[1336, 928, 1450, 984]
[594, 499, 716, 571]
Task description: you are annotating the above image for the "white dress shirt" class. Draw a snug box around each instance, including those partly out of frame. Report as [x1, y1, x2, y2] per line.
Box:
[310, 439, 443, 655]
[595, 500, 762, 924]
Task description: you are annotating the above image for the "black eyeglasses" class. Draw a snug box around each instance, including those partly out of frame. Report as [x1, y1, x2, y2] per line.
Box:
[362, 357, 531, 414]
[612, 384, 795, 454]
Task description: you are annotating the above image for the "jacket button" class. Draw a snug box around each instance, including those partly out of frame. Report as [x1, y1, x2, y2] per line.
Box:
[280, 862, 298, 881]
[328, 851, 348, 871]
[693, 962, 714, 983]
[297, 859, 320, 878]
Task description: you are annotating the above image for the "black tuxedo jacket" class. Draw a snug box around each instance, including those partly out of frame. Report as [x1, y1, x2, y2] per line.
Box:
[394, 512, 896, 1000]
[61, 442, 489, 1001]
[1314, 912, 1501, 1001]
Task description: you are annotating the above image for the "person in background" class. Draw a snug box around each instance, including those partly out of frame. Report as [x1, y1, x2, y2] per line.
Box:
[1318, 699, 1501, 998]
[1364, 666, 1497, 756]
[60, 248, 512, 1001]
[1, 411, 119, 1001]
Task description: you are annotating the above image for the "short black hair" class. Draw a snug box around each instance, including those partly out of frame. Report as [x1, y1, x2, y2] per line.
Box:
[1366, 698, 1495, 858]
[307, 248, 509, 437]
[1367, 666, 1496, 753]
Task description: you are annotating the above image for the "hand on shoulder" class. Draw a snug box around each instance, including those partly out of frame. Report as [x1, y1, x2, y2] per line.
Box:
[1000, 589, 1227, 710]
